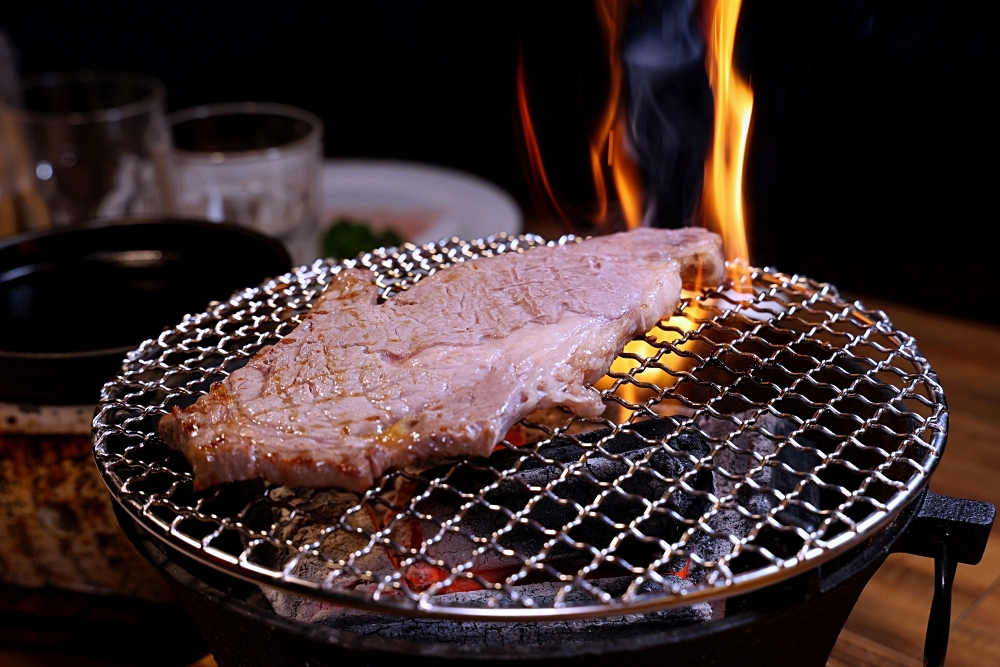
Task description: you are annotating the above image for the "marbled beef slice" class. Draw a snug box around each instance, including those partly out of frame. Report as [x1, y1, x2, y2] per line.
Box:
[158, 227, 724, 491]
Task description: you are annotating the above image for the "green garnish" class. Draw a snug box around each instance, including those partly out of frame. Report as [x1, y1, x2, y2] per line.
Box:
[322, 219, 405, 259]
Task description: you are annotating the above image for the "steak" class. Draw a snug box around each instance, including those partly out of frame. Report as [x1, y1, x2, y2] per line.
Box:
[158, 228, 724, 491]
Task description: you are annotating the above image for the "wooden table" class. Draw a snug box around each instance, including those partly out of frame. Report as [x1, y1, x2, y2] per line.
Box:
[825, 297, 1000, 666]
[3, 298, 998, 667]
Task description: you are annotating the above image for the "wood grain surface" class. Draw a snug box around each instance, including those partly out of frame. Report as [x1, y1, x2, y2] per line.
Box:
[827, 296, 1000, 666]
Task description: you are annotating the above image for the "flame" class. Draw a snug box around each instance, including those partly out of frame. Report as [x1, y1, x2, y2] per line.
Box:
[592, 0, 644, 229]
[516, 53, 570, 224]
[611, 114, 645, 228]
[700, 0, 753, 277]
[560, 0, 754, 418]
[516, 1, 643, 230]
[594, 306, 701, 415]
[588, 0, 621, 225]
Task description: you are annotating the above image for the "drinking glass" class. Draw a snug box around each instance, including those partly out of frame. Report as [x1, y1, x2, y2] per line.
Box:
[0, 71, 166, 233]
[149, 102, 323, 265]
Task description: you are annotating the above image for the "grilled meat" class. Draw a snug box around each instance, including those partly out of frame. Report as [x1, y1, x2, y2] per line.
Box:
[158, 228, 724, 491]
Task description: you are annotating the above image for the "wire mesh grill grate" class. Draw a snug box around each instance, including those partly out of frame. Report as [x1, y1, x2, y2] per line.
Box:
[93, 233, 947, 620]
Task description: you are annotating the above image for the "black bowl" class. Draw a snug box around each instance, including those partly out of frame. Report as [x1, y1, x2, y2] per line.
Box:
[0, 218, 291, 404]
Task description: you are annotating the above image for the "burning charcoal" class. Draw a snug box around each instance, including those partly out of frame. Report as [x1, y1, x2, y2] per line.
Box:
[294, 575, 711, 644]
[491, 420, 709, 508]
[262, 421, 717, 617]
[262, 486, 398, 588]
[260, 486, 405, 625]
[466, 423, 711, 566]
[687, 507, 753, 580]
[686, 411, 796, 581]
[262, 581, 340, 624]
[771, 439, 824, 531]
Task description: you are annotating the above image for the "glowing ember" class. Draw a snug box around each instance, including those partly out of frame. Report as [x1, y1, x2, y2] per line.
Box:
[700, 0, 753, 277]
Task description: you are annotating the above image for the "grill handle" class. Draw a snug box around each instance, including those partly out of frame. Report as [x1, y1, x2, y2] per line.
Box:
[892, 490, 995, 667]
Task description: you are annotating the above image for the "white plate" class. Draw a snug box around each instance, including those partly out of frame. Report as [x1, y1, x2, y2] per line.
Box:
[321, 159, 523, 246]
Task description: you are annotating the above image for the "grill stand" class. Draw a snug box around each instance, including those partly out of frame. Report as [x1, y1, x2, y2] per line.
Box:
[893, 491, 995, 667]
[111, 489, 993, 667]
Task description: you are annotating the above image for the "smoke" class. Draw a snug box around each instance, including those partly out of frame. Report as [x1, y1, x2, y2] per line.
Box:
[622, 0, 713, 228]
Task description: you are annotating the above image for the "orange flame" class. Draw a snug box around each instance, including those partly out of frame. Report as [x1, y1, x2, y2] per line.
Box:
[593, 0, 644, 229]
[516, 1, 644, 230]
[611, 114, 644, 228]
[516, 52, 569, 224]
[589, 0, 621, 225]
[701, 0, 753, 276]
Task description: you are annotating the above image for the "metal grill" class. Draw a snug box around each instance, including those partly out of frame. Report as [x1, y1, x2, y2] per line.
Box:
[93, 233, 947, 621]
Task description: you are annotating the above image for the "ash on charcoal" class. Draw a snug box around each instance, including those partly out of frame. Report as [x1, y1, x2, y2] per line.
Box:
[265, 486, 397, 586]
[684, 411, 796, 580]
[263, 575, 711, 646]
[700, 411, 793, 500]
[259, 422, 721, 626]
[771, 439, 824, 531]
[477, 426, 712, 561]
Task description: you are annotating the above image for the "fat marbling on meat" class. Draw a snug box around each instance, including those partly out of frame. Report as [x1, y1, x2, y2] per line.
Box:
[158, 228, 724, 491]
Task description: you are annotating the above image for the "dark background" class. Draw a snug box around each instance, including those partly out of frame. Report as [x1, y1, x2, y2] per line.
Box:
[2, 0, 997, 322]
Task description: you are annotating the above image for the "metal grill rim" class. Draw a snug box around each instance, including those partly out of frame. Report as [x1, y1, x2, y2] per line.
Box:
[92, 233, 947, 621]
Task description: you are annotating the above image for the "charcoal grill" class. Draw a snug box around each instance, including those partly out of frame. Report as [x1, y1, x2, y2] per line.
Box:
[93, 233, 994, 666]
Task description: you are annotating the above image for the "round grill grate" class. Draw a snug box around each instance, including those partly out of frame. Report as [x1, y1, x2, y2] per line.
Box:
[93, 233, 947, 620]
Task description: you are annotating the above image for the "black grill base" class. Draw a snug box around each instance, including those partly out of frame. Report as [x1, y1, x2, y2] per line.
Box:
[112, 497, 913, 667]
[181, 570, 871, 667]
[112, 488, 994, 667]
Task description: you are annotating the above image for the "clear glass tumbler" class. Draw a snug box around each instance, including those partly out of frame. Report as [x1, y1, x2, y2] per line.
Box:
[0, 71, 166, 231]
[149, 102, 323, 266]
